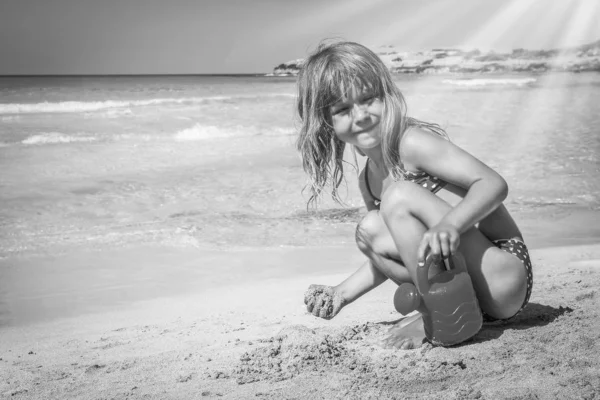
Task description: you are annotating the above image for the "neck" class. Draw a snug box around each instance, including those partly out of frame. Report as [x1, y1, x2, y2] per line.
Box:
[362, 146, 387, 173]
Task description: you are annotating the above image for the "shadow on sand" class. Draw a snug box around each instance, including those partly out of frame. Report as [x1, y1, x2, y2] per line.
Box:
[375, 302, 573, 347]
[473, 302, 573, 344]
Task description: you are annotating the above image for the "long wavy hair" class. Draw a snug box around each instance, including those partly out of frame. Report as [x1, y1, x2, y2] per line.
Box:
[296, 40, 446, 207]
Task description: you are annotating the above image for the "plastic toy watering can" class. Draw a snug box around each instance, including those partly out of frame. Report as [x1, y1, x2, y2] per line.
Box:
[393, 253, 483, 346]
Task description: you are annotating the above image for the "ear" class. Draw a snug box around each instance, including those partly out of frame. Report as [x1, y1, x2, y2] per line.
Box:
[353, 146, 366, 157]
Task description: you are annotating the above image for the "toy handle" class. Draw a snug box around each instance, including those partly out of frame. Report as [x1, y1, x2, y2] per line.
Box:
[415, 252, 468, 296]
[445, 252, 468, 273]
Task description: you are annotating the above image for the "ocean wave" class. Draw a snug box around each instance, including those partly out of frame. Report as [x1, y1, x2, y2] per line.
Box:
[4, 124, 295, 147]
[442, 78, 537, 87]
[1, 115, 21, 121]
[83, 108, 134, 119]
[174, 124, 295, 141]
[21, 133, 98, 145]
[0, 93, 296, 115]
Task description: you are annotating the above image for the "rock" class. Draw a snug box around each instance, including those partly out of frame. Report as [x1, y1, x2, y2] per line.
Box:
[270, 39, 600, 75]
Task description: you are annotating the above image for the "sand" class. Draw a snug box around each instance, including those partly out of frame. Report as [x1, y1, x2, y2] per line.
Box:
[1, 242, 600, 399]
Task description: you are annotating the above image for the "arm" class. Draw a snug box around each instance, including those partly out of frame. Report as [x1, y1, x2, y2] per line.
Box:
[336, 166, 388, 301]
[304, 166, 388, 319]
[400, 127, 508, 260]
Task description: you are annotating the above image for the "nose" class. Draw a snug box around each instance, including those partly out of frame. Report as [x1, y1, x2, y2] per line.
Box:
[353, 103, 370, 123]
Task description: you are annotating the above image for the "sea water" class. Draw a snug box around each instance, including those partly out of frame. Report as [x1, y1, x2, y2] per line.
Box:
[1, 73, 600, 258]
[1, 73, 600, 326]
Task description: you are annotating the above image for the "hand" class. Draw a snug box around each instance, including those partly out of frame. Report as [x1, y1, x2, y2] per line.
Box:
[417, 223, 460, 266]
[303, 284, 345, 320]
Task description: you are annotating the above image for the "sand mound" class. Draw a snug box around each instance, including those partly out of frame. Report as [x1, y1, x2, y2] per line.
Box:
[226, 293, 599, 398]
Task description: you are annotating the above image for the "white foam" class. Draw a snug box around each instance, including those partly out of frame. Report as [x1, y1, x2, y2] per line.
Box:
[174, 124, 295, 141]
[174, 124, 237, 141]
[83, 108, 134, 119]
[0, 93, 296, 115]
[442, 78, 537, 87]
[1, 115, 21, 121]
[21, 133, 98, 145]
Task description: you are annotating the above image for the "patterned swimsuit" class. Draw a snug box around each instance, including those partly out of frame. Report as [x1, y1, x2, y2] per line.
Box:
[363, 159, 533, 322]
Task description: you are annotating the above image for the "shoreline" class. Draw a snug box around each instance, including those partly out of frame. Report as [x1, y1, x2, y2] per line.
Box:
[1, 243, 600, 399]
[2, 202, 600, 328]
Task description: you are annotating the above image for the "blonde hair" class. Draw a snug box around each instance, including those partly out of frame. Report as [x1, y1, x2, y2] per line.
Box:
[296, 40, 446, 207]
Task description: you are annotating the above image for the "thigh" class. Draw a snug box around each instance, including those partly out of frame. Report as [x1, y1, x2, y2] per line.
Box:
[383, 182, 527, 313]
[458, 228, 528, 317]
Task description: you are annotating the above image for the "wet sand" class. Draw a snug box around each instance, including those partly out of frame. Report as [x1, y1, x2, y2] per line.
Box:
[1, 241, 600, 399]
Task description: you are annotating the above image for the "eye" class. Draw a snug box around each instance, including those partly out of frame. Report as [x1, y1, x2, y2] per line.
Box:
[361, 94, 377, 104]
[332, 106, 350, 116]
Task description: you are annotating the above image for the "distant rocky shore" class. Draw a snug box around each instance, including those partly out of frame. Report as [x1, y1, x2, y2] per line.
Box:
[270, 39, 600, 76]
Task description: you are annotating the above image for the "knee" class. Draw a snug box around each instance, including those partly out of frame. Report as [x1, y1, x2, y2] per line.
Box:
[485, 258, 529, 319]
[355, 210, 385, 255]
[379, 181, 418, 220]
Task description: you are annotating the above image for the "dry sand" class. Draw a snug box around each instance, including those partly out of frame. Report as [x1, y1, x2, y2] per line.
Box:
[1, 242, 600, 399]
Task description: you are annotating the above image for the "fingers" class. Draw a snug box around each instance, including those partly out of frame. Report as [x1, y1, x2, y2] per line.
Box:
[304, 284, 318, 312]
[319, 297, 332, 318]
[438, 232, 451, 259]
[330, 299, 343, 318]
[419, 227, 461, 263]
[451, 234, 460, 254]
[429, 233, 442, 260]
[417, 235, 430, 266]
[312, 296, 324, 317]
[304, 284, 317, 305]
[304, 285, 341, 319]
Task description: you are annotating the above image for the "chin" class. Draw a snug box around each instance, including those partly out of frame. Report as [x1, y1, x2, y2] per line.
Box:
[357, 136, 380, 149]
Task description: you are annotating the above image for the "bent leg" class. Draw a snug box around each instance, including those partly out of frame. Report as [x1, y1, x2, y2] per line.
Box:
[355, 210, 428, 349]
[355, 210, 412, 285]
[380, 181, 529, 322]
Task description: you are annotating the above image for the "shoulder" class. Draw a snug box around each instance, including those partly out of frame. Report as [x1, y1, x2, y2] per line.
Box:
[399, 124, 449, 171]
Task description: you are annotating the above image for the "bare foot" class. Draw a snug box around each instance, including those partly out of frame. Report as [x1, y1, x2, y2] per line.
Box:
[380, 313, 427, 350]
[303, 284, 346, 319]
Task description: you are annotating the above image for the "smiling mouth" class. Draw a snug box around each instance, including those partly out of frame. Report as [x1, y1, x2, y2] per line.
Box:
[358, 122, 379, 134]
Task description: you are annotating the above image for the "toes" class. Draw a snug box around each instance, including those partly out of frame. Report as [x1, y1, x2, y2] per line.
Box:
[400, 340, 414, 350]
[379, 338, 391, 348]
[379, 336, 417, 350]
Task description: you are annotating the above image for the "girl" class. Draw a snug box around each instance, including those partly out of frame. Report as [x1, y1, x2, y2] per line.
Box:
[298, 41, 533, 349]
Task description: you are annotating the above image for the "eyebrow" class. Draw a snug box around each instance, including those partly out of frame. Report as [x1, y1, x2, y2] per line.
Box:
[330, 90, 376, 107]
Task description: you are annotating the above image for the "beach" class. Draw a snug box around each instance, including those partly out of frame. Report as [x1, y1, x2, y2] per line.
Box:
[1, 243, 600, 399]
[1, 74, 600, 399]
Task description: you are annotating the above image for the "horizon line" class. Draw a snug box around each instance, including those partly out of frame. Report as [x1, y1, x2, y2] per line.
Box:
[0, 73, 280, 78]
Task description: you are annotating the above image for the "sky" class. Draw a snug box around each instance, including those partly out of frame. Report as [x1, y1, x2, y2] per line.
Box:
[1, 0, 600, 75]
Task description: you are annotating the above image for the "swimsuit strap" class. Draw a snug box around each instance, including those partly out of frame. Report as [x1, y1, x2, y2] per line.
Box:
[394, 121, 451, 181]
[364, 159, 381, 203]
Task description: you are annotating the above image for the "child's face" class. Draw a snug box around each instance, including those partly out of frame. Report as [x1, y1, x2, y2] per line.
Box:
[329, 85, 383, 150]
